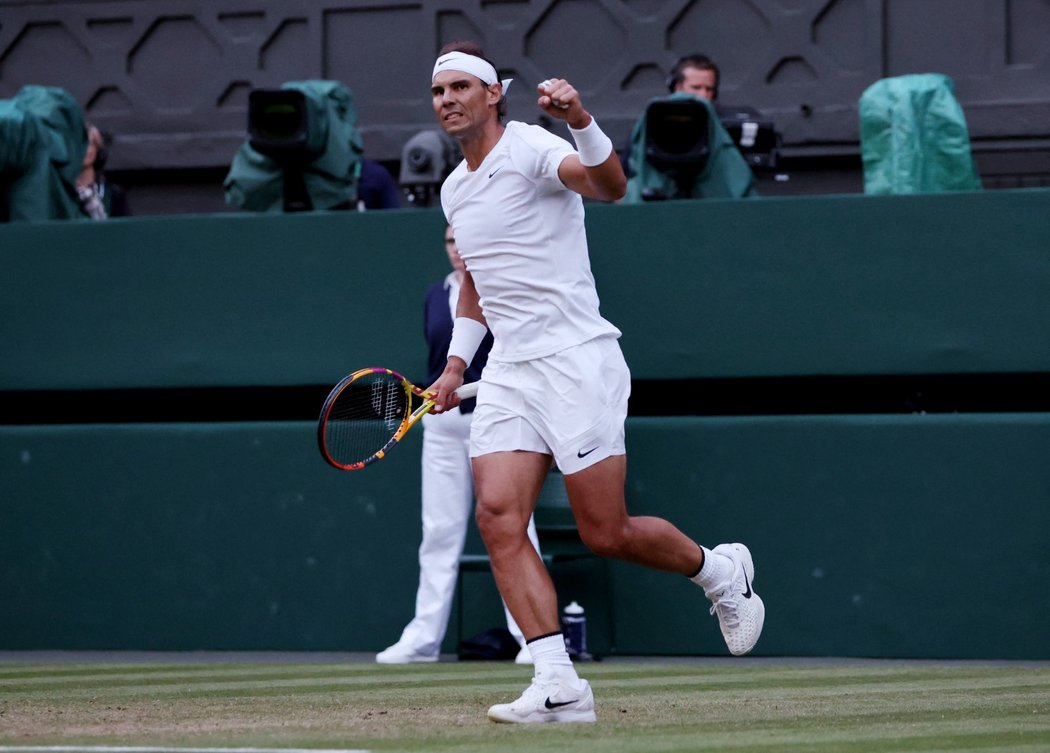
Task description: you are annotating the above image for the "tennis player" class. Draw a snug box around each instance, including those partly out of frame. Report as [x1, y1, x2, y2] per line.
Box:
[427, 41, 764, 724]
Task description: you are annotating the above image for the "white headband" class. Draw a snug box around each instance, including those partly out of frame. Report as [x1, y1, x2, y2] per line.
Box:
[433, 51, 513, 94]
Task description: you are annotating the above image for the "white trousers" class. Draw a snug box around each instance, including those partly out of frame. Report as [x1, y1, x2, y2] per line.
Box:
[394, 407, 541, 655]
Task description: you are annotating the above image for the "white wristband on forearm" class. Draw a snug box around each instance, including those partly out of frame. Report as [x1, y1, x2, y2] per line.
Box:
[569, 117, 613, 167]
[447, 317, 488, 367]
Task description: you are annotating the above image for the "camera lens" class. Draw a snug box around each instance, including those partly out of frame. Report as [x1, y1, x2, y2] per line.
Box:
[407, 147, 432, 172]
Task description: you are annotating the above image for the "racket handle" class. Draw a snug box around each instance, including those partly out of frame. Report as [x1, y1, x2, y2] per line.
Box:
[455, 382, 479, 399]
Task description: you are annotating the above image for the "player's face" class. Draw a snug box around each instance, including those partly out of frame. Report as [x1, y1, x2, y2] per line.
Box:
[675, 67, 717, 100]
[432, 71, 498, 137]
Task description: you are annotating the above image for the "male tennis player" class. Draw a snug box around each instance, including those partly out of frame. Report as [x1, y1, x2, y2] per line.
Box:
[427, 41, 764, 724]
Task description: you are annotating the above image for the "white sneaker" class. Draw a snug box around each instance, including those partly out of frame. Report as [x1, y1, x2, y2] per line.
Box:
[375, 641, 439, 664]
[487, 676, 596, 724]
[514, 644, 533, 665]
[706, 542, 765, 656]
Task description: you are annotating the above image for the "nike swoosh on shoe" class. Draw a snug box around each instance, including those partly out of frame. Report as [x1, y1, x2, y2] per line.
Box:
[545, 697, 579, 709]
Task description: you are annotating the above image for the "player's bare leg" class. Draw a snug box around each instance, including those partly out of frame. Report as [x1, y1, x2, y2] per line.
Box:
[472, 450, 558, 638]
[567, 454, 764, 656]
[473, 450, 595, 723]
[567, 455, 764, 655]
[564, 454, 703, 573]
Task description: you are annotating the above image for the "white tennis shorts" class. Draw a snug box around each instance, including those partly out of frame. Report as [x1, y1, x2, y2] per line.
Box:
[470, 336, 630, 475]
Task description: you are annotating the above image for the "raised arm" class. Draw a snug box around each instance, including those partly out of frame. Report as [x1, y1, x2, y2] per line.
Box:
[538, 78, 627, 202]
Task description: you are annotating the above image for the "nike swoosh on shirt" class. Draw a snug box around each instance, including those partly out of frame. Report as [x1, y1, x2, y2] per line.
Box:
[488, 166, 503, 178]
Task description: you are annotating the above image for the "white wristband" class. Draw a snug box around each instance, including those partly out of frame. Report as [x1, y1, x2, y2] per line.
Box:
[568, 117, 613, 167]
[447, 317, 488, 367]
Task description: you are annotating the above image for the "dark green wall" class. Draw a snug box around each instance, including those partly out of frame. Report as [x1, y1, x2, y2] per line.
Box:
[3, 415, 1047, 658]
[0, 208, 448, 390]
[617, 415, 1050, 659]
[2, 190, 1048, 658]
[2, 422, 424, 651]
[3, 189, 1049, 391]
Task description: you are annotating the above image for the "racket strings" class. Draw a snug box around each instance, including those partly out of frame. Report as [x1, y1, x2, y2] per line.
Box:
[325, 375, 410, 466]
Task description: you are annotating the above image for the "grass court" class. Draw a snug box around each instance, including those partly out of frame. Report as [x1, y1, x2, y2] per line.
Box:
[1, 654, 1048, 752]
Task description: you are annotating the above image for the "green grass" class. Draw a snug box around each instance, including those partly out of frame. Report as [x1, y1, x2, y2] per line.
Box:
[1, 657, 1048, 752]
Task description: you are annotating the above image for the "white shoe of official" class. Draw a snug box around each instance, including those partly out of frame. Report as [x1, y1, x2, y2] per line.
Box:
[487, 676, 596, 724]
[706, 542, 765, 656]
[514, 644, 533, 665]
[375, 641, 439, 664]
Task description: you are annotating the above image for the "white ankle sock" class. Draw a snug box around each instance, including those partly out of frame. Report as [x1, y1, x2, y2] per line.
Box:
[528, 633, 578, 682]
[690, 546, 734, 590]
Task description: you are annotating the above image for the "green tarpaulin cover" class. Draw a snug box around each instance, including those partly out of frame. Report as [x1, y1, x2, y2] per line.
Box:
[860, 73, 981, 195]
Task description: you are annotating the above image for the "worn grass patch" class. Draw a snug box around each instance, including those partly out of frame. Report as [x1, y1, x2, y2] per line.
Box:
[1, 658, 1048, 752]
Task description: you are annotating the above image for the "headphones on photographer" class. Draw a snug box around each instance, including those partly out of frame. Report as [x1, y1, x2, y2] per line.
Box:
[666, 54, 720, 98]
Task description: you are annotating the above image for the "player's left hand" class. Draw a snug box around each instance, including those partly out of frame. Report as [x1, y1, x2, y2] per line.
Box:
[537, 78, 584, 122]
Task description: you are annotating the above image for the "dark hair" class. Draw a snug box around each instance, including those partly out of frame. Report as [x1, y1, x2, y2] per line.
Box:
[667, 54, 720, 98]
[438, 40, 508, 120]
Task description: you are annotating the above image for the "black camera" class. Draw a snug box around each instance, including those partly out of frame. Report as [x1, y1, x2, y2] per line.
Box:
[625, 93, 761, 202]
[225, 81, 364, 213]
[248, 89, 325, 164]
[644, 98, 712, 175]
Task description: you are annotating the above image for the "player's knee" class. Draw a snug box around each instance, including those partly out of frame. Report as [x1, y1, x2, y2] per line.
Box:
[577, 520, 629, 559]
[475, 498, 518, 544]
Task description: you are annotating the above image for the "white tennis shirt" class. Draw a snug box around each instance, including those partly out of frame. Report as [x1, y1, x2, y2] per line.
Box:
[441, 121, 621, 363]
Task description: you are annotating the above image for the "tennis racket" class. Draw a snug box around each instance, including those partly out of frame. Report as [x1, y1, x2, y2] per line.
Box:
[317, 367, 478, 471]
